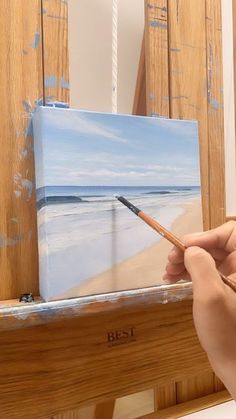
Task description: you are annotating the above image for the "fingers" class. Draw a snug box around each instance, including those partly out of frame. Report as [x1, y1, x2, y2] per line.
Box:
[164, 221, 236, 284]
[170, 221, 236, 257]
[168, 247, 184, 264]
[163, 271, 190, 284]
[165, 261, 185, 276]
[218, 250, 236, 277]
[184, 246, 224, 299]
[185, 221, 236, 253]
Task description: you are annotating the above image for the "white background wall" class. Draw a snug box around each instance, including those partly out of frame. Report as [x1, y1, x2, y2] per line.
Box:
[221, 0, 236, 216]
[68, 0, 236, 216]
[68, 0, 144, 114]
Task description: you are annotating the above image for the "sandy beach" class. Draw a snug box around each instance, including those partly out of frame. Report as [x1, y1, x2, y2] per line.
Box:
[59, 197, 202, 299]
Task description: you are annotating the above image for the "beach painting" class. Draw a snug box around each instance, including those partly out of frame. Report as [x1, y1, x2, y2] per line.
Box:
[33, 107, 202, 301]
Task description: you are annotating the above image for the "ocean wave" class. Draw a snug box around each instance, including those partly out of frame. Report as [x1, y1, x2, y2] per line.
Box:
[176, 187, 192, 191]
[144, 191, 172, 195]
[37, 195, 87, 210]
[79, 195, 106, 198]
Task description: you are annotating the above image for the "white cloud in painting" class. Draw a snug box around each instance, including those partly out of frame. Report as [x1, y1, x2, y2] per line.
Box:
[41, 108, 126, 143]
[35, 107, 200, 187]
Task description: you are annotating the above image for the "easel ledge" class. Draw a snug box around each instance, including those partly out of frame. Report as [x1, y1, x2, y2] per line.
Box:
[0, 283, 219, 418]
[0, 283, 192, 331]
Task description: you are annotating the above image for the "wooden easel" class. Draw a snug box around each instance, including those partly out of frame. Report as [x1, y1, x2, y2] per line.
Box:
[0, 1, 233, 418]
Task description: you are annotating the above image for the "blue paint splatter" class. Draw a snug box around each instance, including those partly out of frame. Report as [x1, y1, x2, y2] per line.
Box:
[14, 174, 33, 201]
[60, 77, 70, 90]
[47, 14, 67, 20]
[45, 75, 57, 88]
[150, 112, 160, 117]
[147, 4, 167, 12]
[16, 128, 22, 138]
[149, 20, 167, 29]
[21, 179, 33, 200]
[13, 234, 23, 242]
[31, 32, 40, 49]
[47, 101, 69, 108]
[20, 148, 28, 160]
[209, 97, 223, 110]
[14, 190, 22, 198]
[35, 97, 44, 106]
[22, 100, 32, 113]
[171, 95, 189, 100]
[24, 120, 33, 138]
[170, 48, 181, 52]
[0, 234, 23, 248]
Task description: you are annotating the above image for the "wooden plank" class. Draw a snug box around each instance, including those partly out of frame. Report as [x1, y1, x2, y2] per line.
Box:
[42, 0, 70, 105]
[168, 0, 209, 229]
[0, 283, 193, 331]
[206, 0, 225, 227]
[214, 376, 225, 392]
[154, 383, 176, 410]
[231, 0, 236, 214]
[167, 0, 213, 404]
[137, 390, 231, 419]
[36, 5, 71, 417]
[176, 372, 214, 403]
[53, 406, 95, 419]
[0, 0, 43, 300]
[113, 390, 154, 419]
[133, 34, 147, 116]
[94, 400, 115, 419]
[0, 299, 212, 418]
[226, 216, 236, 221]
[144, 0, 169, 117]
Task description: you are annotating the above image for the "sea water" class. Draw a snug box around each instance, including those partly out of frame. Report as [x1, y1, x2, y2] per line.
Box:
[37, 185, 200, 298]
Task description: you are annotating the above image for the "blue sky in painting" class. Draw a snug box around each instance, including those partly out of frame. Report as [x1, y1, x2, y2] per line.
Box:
[34, 107, 200, 187]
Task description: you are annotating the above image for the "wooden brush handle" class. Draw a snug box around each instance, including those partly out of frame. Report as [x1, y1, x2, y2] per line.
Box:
[139, 211, 186, 252]
[139, 211, 236, 293]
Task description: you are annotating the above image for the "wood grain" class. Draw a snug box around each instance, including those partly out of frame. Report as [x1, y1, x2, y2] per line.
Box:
[154, 383, 176, 410]
[133, 34, 147, 116]
[0, 0, 43, 300]
[176, 372, 214, 403]
[226, 216, 236, 221]
[94, 400, 115, 419]
[168, 0, 209, 229]
[144, 0, 169, 117]
[0, 283, 193, 331]
[138, 390, 231, 418]
[0, 299, 212, 418]
[168, 0, 214, 404]
[42, 0, 69, 105]
[214, 376, 225, 392]
[206, 0, 225, 228]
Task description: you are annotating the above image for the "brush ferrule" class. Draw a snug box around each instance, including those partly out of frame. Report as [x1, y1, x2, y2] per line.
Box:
[116, 196, 140, 216]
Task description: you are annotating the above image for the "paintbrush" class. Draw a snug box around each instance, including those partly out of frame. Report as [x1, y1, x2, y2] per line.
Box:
[114, 195, 236, 293]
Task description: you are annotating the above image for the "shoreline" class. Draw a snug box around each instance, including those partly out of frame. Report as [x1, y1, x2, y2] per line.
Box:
[58, 197, 202, 300]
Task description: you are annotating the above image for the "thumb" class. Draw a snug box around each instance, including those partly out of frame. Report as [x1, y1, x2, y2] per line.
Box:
[184, 246, 224, 299]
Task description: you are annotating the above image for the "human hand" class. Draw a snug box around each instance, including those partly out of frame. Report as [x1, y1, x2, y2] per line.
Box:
[163, 221, 236, 399]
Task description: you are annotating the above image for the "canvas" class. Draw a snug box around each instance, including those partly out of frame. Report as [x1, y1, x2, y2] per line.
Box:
[33, 106, 202, 301]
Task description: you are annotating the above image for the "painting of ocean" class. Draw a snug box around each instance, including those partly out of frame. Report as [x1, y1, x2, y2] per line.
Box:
[33, 107, 201, 301]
